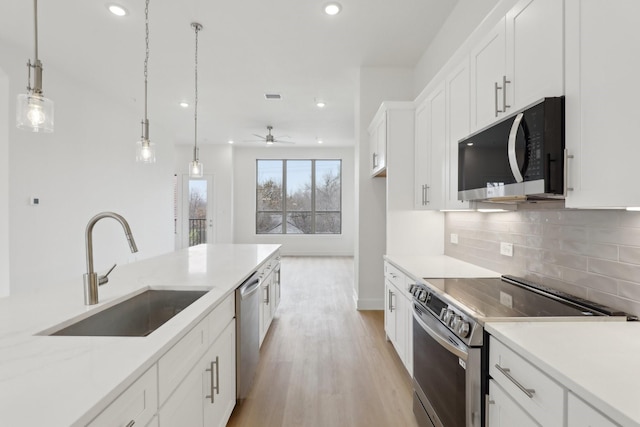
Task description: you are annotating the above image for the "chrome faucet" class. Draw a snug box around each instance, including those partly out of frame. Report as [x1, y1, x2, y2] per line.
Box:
[83, 212, 139, 305]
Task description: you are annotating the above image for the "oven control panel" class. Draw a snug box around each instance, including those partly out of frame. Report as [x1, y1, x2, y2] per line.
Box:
[410, 282, 480, 346]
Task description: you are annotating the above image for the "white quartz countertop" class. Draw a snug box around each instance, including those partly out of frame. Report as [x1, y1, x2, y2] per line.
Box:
[486, 321, 640, 427]
[0, 243, 280, 427]
[384, 254, 500, 280]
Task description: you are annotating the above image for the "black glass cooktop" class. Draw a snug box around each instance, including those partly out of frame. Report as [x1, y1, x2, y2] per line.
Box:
[422, 275, 627, 320]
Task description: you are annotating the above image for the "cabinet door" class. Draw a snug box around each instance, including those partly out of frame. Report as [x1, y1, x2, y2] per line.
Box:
[567, 392, 619, 427]
[470, 17, 507, 130]
[488, 380, 540, 427]
[414, 83, 446, 210]
[565, 0, 640, 208]
[445, 59, 472, 210]
[370, 112, 387, 176]
[204, 320, 237, 427]
[506, 0, 564, 110]
[159, 320, 236, 427]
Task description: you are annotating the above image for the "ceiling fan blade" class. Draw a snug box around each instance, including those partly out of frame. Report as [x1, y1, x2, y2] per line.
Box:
[275, 140, 296, 144]
[242, 139, 265, 142]
[252, 134, 266, 139]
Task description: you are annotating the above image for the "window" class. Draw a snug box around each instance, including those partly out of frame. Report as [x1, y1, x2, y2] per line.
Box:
[256, 159, 341, 234]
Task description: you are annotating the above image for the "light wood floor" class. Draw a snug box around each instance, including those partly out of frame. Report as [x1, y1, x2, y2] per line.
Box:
[227, 257, 418, 427]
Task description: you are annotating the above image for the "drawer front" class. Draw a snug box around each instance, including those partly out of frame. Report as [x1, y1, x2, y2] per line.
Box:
[89, 366, 158, 427]
[489, 337, 564, 427]
[567, 392, 620, 427]
[208, 293, 235, 346]
[158, 317, 209, 404]
[384, 261, 406, 290]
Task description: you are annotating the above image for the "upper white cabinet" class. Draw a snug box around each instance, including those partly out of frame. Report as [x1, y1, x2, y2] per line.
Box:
[415, 82, 446, 210]
[369, 110, 387, 177]
[445, 59, 472, 209]
[471, 0, 563, 130]
[564, 0, 640, 208]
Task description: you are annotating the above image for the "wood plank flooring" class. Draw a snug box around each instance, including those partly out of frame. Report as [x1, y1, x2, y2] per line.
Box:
[227, 256, 418, 427]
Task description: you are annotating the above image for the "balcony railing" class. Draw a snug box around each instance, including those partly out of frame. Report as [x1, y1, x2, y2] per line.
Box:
[189, 218, 207, 246]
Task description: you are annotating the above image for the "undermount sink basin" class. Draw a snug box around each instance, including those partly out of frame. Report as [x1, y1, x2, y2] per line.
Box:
[49, 290, 208, 337]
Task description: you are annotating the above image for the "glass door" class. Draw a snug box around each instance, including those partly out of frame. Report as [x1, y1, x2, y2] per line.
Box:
[181, 175, 214, 248]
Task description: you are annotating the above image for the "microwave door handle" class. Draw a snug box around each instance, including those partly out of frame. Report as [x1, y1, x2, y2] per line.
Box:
[507, 112, 525, 183]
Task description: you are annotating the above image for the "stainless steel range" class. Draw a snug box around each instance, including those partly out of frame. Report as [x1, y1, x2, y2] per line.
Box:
[409, 275, 635, 427]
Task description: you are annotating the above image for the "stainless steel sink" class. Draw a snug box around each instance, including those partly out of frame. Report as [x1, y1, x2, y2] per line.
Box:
[49, 290, 208, 337]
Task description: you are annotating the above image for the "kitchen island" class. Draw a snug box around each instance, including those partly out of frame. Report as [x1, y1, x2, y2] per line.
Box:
[0, 244, 280, 426]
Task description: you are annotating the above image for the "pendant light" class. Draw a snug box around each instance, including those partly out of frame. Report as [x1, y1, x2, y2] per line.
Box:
[189, 22, 204, 178]
[16, 0, 54, 133]
[136, 0, 156, 163]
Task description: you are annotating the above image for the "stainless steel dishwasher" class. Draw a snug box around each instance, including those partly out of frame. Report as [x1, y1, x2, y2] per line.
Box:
[235, 271, 261, 400]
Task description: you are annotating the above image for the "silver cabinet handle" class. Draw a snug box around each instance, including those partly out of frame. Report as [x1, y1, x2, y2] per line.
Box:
[205, 356, 220, 403]
[264, 284, 270, 305]
[564, 149, 574, 193]
[494, 364, 535, 398]
[507, 113, 525, 183]
[495, 81, 501, 117]
[425, 185, 430, 204]
[388, 289, 394, 312]
[502, 75, 511, 112]
[125, 421, 135, 427]
[485, 394, 494, 427]
[372, 152, 378, 169]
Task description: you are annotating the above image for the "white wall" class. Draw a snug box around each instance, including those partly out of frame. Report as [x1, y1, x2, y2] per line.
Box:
[1, 41, 175, 295]
[233, 145, 355, 256]
[355, 68, 415, 309]
[0, 67, 9, 297]
[174, 144, 235, 247]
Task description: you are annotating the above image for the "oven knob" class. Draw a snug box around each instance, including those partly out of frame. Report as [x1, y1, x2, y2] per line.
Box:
[457, 321, 471, 338]
[418, 291, 428, 302]
[408, 284, 416, 294]
[443, 309, 454, 324]
[451, 315, 461, 329]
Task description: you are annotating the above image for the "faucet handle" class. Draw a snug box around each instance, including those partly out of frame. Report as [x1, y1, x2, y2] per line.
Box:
[98, 263, 117, 286]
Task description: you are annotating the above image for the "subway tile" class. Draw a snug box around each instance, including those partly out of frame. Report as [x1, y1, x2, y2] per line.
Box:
[588, 258, 640, 283]
[525, 273, 589, 299]
[541, 250, 587, 271]
[508, 222, 543, 235]
[526, 260, 563, 279]
[618, 280, 640, 301]
[560, 268, 618, 294]
[542, 224, 588, 241]
[586, 289, 640, 316]
[618, 211, 640, 229]
[561, 240, 618, 261]
[619, 246, 640, 265]
[589, 227, 640, 247]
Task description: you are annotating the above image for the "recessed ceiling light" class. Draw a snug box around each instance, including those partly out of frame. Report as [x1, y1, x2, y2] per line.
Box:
[316, 100, 326, 108]
[107, 4, 128, 16]
[228, 140, 234, 144]
[317, 138, 324, 144]
[179, 102, 189, 108]
[324, 2, 342, 15]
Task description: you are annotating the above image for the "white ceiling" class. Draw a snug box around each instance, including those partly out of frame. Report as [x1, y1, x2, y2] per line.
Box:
[1, 0, 458, 147]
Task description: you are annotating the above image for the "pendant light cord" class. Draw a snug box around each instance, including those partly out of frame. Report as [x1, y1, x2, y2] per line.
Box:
[144, 0, 149, 122]
[193, 24, 200, 160]
[33, 0, 38, 61]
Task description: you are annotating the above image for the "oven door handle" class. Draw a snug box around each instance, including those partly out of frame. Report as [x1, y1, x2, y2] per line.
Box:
[507, 112, 525, 183]
[413, 310, 468, 362]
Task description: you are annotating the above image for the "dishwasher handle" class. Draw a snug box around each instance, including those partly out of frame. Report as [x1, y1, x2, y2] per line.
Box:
[239, 272, 261, 300]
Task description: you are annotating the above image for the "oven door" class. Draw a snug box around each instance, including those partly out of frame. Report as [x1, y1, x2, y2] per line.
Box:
[412, 303, 481, 427]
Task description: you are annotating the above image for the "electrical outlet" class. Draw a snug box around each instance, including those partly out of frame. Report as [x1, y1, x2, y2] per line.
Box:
[450, 233, 459, 244]
[500, 242, 514, 257]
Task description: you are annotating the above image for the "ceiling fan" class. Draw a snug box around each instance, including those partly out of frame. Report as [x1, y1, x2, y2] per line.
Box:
[246, 126, 295, 145]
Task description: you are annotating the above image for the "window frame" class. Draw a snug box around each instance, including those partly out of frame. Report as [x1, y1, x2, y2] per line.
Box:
[255, 159, 342, 235]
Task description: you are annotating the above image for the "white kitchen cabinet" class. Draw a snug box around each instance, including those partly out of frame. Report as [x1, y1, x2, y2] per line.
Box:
[259, 253, 281, 346]
[369, 110, 387, 177]
[415, 82, 446, 210]
[383, 261, 413, 376]
[159, 319, 236, 427]
[88, 366, 158, 427]
[260, 270, 273, 343]
[445, 58, 472, 209]
[471, 0, 563, 130]
[564, 0, 640, 208]
[567, 392, 620, 427]
[487, 379, 539, 427]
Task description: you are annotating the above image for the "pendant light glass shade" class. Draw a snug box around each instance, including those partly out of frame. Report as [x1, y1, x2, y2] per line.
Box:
[17, 1, 54, 133]
[189, 160, 203, 177]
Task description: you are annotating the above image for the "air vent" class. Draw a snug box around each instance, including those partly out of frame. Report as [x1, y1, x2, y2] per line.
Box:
[264, 93, 282, 100]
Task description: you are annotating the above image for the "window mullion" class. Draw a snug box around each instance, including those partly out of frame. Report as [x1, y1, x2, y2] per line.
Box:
[282, 160, 287, 234]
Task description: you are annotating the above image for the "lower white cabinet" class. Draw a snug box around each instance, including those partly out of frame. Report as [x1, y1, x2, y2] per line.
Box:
[88, 366, 158, 427]
[567, 392, 619, 427]
[383, 261, 413, 376]
[487, 379, 538, 427]
[159, 319, 236, 427]
[259, 253, 281, 346]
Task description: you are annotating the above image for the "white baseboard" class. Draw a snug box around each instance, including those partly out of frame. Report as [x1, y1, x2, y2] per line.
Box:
[355, 297, 383, 311]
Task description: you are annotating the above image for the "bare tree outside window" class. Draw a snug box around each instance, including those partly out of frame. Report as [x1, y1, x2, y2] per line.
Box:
[256, 159, 341, 234]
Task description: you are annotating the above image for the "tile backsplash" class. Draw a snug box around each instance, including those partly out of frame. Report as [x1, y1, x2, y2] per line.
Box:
[445, 209, 640, 317]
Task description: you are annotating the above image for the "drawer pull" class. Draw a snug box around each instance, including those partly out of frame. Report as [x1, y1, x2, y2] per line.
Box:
[205, 356, 219, 403]
[495, 364, 535, 398]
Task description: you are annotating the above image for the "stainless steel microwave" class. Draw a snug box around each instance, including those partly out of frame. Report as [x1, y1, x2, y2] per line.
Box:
[458, 97, 565, 202]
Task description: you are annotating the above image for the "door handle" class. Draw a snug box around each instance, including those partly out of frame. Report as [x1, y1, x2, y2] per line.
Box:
[502, 75, 511, 112]
[564, 149, 574, 194]
[494, 82, 501, 117]
[507, 113, 525, 183]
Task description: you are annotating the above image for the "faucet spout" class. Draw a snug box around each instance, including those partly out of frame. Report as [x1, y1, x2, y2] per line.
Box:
[84, 212, 139, 305]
